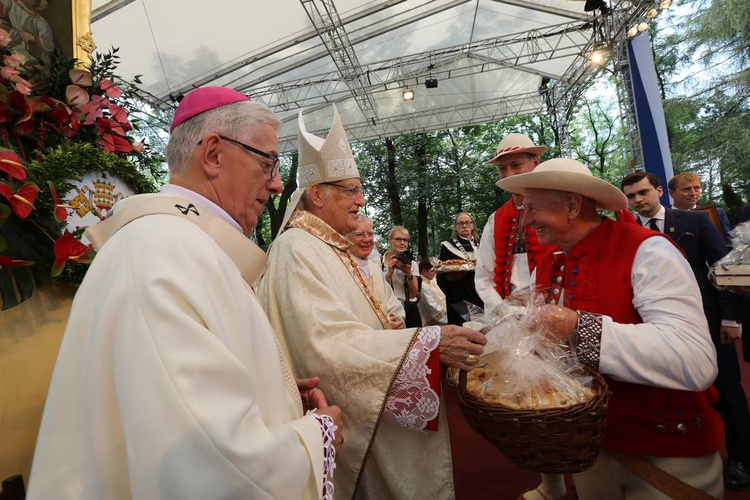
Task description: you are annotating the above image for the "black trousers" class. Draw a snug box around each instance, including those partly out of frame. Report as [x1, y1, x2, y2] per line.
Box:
[403, 300, 421, 328]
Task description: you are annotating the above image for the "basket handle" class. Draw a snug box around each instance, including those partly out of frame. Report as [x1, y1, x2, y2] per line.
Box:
[458, 368, 468, 396]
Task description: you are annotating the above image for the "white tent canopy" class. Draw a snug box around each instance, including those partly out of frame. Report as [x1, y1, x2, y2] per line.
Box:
[91, 0, 650, 152]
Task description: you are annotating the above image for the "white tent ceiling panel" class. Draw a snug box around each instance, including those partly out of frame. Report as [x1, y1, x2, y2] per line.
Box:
[90, 0, 650, 151]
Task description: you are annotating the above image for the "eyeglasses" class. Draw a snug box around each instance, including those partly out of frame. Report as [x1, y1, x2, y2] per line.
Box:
[456, 221, 474, 226]
[199, 134, 280, 180]
[392, 237, 410, 243]
[321, 182, 362, 197]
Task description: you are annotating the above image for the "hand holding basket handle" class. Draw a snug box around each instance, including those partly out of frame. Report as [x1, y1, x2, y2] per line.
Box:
[438, 325, 487, 372]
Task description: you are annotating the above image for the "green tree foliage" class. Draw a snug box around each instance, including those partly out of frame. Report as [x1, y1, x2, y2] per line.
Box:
[655, 0, 750, 218]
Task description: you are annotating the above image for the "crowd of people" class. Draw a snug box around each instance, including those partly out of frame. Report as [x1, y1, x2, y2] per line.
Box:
[25, 85, 749, 500]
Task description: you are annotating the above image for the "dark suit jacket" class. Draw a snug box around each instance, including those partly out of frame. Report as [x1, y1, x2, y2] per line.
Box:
[736, 205, 750, 226]
[717, 206, 732, 240]
[734, 205, 750, 360]
[663, 207, 741, 337]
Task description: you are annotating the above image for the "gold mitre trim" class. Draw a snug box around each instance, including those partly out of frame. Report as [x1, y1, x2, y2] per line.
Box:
[297, 104, 360, 187]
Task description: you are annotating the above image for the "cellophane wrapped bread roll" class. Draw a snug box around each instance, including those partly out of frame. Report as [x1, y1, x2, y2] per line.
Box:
[461, 292, 595, 410]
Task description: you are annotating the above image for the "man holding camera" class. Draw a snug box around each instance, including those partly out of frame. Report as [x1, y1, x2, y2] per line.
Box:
[259, 105, 486, 499]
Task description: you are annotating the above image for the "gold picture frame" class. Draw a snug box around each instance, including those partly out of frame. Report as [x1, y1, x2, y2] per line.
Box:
[35, 0, 94, 68]
[694, 204, 727, 244]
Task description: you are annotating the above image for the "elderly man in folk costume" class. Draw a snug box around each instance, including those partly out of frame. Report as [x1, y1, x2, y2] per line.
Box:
[28, 87, 342, 500]
[499, 159, 724, 499]
[475, 134, 555, 314]
[259, 105, 486, 499]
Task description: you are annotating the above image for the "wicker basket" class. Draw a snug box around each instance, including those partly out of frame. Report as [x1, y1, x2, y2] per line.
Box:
[448, 366, 610, 474]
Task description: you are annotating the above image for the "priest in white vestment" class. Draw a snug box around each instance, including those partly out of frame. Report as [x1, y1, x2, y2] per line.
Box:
[28, 87, 341, 500]
[346, 214, 405, 329]
[259, 105, 486, 500]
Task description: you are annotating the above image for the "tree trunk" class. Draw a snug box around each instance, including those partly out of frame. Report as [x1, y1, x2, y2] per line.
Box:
[416, 134, 428, 259]
[268, 153, 299, 240]
[385, 137, 402, 225]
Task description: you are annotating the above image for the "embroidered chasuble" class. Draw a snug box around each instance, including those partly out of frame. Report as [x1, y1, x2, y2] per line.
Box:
[28, 194, 329, 500]
[259, 210, 454, 500]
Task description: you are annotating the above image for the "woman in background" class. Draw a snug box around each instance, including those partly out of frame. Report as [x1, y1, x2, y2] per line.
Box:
[384, 226, 421, 327]
[438, 212, 483, 325]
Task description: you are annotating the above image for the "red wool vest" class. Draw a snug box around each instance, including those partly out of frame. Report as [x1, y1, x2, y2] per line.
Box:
[493, 201, 554, 298]
[536, 218, 723, 457]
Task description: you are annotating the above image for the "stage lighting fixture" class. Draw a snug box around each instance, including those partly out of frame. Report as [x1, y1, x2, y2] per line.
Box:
[588, 49, 606, 65]
[425, 78, 438, 89]
[637, 21, 649, 32]
[584, 0, 610, 14]
[647, 8, 658, 18]
[627, 26, 638, 37]
[402, 89, 415, 101]
[660, 0, 672, 8]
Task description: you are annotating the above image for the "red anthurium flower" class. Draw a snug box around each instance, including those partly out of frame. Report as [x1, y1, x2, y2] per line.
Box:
[12, 96, 51, 136]
[2, 54, 23, 70]
[14, 82, 31, 96]
[0, 148, 26, 181]
[77, 101, 103, 125]
[47, 181, 72, 223]
[40, 96, 72, 126]
[52, 232, 95, 277]
[98, 133, 115, 153]
[7, 88, 27, 111]
[0, 28, 11, 48]
[69, 68, 93, 87]
[108, 103, 129, 124]
[1, 65, 19, 80]
[96, 117, 125, 136]
[0, 181, 39, 220]
[111, 134, 133, 153]
[100, 78, 122, 99]
[65, 84, 90, 107]
[0, 254, 33, 268]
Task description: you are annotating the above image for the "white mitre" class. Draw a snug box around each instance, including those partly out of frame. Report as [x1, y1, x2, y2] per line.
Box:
[297, 104, 359, 186]
[279, 104, 360, 233]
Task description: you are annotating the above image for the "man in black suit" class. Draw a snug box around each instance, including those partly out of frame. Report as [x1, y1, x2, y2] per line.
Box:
[622, 171, 749, 490]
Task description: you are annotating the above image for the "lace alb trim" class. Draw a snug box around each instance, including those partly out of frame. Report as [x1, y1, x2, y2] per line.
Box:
[310, 412, 337, 500]
[382, 326, 441, 430]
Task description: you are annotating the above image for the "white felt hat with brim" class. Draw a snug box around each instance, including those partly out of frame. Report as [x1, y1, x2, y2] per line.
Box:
[488, 133, 547, 165]
[496, 158, 627, 211]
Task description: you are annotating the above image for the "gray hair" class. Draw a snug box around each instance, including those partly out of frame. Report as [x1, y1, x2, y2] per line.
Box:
[166, 101, 281, 178]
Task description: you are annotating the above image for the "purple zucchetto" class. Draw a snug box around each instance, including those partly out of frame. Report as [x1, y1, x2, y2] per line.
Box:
[169, 86, 250, 133]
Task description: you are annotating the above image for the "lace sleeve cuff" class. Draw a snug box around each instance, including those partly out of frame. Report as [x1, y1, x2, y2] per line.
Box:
[310, 412, 337, 500]
[575, 311, 603, 371]
[382, 326, 441, 431]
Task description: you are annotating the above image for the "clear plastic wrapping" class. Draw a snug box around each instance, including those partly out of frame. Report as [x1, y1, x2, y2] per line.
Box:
[710, 221, 750, 295]
[460, 291, 595, 410]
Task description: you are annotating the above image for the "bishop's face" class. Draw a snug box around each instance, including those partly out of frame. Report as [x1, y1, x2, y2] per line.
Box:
[317, 178, 366, 235]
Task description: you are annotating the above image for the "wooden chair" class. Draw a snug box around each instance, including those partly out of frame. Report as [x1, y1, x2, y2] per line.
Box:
[0, 475, 25, 500]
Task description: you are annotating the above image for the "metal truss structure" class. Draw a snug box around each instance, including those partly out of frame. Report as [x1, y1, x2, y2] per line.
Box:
[111, 0, 653, 155]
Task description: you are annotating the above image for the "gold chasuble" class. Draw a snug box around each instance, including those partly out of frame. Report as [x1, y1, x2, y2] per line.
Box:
[260, 210, 455, 500]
